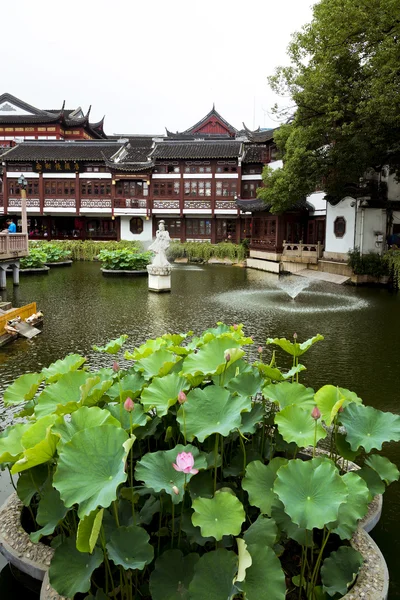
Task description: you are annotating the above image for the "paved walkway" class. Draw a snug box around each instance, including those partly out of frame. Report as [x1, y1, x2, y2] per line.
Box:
[296, 269, 350, 285]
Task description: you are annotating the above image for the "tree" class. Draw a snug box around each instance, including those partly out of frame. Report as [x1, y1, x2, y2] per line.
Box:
[258, 0, 400, 213]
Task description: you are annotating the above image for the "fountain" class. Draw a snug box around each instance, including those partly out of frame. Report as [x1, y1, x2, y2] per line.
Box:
[275, 275, 310, 299]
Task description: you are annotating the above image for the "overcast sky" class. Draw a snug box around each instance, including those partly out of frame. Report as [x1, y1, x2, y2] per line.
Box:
[2, 0, 316, 135]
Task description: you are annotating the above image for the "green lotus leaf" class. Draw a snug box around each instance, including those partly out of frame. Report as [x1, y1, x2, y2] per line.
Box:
[188, 549, 237, 600]
[3, 372, 44, 406]
[239, 404, 264, 434]
[211, 358, 253, 387]
[125, 336, 167, 360]
[42, 353, 87, 383]
[271, 499, 312, 546]
[16, 464, 48, 506]
[12, 416, 60, 474]
[53, 424, 129, 518]
[365, 454, 400, 485]
[256, 362, 306, 381]
[188, 470, 214, 500]
[241, 543, 286, 600]
[275, 405, 327, 447]
[263, 382, 315, 410]
[92, 335, 128, 354]
[191, 492, 245, 541]
[226, 370, 262, 397]
[181, 511, 214, 546]
[135, 348, 182, 380]
[134, 415, 161, 440]
[236, 538, 252, 583]
[149, 549, 199, 600]
[76, 508, 104, 553]
[180, 337, 242, 378]
[176, 386, 251, 442]
[335, 433, 360, 461]
[53, 406, 120, 445]
[242, 458, 288, 516]
[135, 444, 207, 504]
[0, 423, 30, 464]
[321, 546, 363, 596]
[223, 448, 262, 477]
[106, 524, 153, 570]
[141, 373, 189, 416]
[49, 537, 103, 597]
[30, 479, 68, 543]
[105, 402, 148, 431]
[105, 373, 145, 402]
[267, 334, 324, 357]
[35, 370, 90, 418]
[138, 496, 160, 525]
[80, 376, 114, 406]
[274, 457, 348, 530]
[340, 403, 400, 452]
[243, 514, 278, 548]
[314, 385, 347, 426]
[329, 472, 370, 540]
[356, 466, 385, 496]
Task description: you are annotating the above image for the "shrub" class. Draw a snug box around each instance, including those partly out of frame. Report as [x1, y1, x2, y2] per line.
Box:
[98, 248, 153, 270]
[384, 248, 400, 289]
[29, 240, 143, 262]
[347, 248, 389, 277]
[20, 248, 47, 269]
[31, 242, 71, 263]
[167, 241, 246, 263]
[1, 325, 399, 599]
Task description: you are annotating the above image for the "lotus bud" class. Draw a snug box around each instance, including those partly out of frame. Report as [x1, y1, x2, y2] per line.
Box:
[224, 351, 231, 362]
[172, 485, 179, 495]
[178, 391, 187, 405]
[257, 346, 263, 354]
[124, 397, 134, 412]
[112, 361, 120, 372]
[311, 406, 321, 420]
[293, 332, 298, 340]
[338, 405, 344, 413]
[233, 324, 238, 330]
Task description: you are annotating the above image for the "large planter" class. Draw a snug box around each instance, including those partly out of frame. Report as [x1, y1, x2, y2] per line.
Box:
[101, 268, 147, 276]
[44, 261, 72, 268]
[20, 267, 50, 275]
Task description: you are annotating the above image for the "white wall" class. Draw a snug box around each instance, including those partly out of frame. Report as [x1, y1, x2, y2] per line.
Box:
[325, 196, 356, 256]
[120, 216, 153, 246]
[306, 191, 326, 216]
[355, 209, 386, 255]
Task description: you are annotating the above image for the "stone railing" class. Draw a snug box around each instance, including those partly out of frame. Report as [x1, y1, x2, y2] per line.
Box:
[0, 233, 29, 260]
[282, 241, 324, 261]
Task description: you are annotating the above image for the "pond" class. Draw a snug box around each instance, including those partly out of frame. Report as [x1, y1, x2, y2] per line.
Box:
[1, 262, 399, 597]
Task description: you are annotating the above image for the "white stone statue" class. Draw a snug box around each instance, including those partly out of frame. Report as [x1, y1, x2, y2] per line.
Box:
[149, 220, 171, 267]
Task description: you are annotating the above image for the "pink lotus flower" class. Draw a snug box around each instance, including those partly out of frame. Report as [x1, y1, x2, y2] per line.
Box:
[311, 406, 321, 420]
[124, 397, 134, 412]
[233, 324, 238, 331]
[257, 346, 263, 354]
[178, 391, 187, 405]
[173, 452, 198, 475]
[112, 361, 120, 372]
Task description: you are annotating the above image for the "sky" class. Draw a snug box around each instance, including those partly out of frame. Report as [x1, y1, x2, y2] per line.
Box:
[2, 0, 316, 136]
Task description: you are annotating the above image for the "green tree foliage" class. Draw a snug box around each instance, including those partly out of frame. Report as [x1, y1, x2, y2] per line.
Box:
[258, 0, 400, 212]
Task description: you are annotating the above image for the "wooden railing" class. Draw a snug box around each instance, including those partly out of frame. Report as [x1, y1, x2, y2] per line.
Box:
[250, 238, 277, 250]
[114, 198, 147, 209]
[0, 233, 29, 260]
[282, 242, 323, 260]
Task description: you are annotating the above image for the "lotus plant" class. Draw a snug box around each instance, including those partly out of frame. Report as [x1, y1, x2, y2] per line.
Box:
[0, 324, 399, 600]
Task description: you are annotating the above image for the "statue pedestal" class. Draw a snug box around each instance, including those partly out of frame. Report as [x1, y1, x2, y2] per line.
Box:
[147, 265, 172, 293]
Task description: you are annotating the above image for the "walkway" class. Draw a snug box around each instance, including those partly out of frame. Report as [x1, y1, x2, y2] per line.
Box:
[296, 269, 350, 285]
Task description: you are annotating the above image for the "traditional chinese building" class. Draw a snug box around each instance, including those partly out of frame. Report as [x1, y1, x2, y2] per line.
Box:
[0, 94, 324, 249]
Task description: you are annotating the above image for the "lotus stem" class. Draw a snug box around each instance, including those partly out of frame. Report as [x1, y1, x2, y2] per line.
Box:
[113, 500, 120, 527]
[310, 528, 331, 594]
[238, 431, 247, 475]
[313, 420, 318, 458]
[157, 497, 163, 557]
[7, 467, 17, 493]
[101, 526, 115, 595]
[214, 433, 219, 493]
[298, 544, 306, 600]
[182, 406, 187, 445]
[171, 502, 175, 548]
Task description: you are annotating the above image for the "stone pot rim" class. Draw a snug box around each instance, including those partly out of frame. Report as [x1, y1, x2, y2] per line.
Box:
[101, 268, 148, 275]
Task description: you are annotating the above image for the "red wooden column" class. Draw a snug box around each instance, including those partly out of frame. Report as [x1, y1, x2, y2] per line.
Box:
[210, 161, 217, 243]
[3, 167, 8, 215]
[180, 216, 186, 243]
[179, 164, 184, 216]
[38, 172, 44, 215]
[147, 175, 152, 218]
[236, 160, 242, 243]
[76, 172, 81, 215]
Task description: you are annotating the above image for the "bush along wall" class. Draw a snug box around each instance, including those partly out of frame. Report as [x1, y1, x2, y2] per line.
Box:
[384, 248, 400, 289]
[167, 241, 247, 264]
[347, 249, 389, 278]
[30, 240, 143, 262]
[1, 325, 399, 599]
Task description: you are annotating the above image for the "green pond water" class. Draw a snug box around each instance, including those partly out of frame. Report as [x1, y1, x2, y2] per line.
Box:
[0, 262, 399, 597]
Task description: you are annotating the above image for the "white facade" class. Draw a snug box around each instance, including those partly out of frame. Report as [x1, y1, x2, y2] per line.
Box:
[120, 215, 153, 245]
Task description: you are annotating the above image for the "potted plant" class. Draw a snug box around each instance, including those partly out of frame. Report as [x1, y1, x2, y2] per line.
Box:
[40, 243, 72, 266]
[98, 248, 153, 276]
[19, 248, 49, 273]
[0, 325, 398, 599]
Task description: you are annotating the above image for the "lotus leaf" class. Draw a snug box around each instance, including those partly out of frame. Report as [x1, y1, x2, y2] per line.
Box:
[35, 370, 90, 417]
[135, 348, 182, 380]
[340, 403, 400, 452]
[365, 454, 400, 484]
[42, 353, 86, 383]
[335, 433, 360, 461]
[16, 464, 48, 506]
[79, 376, 114, 406]
[236, 538, 252, 582]
[239, 404, 264, 434]
[149, 549, 199, 600]
[106, 524, 154, 570]
[271, 499, 312, 546]
[243, 514, 278, 548]
[76, 508, 104, 553]
[356, 466, 385, 496]
[191, 492, 245, 540]
[138, 496, 160, 524]
[49, 537, 102, 597]
[242, 458, 288, 516]
[30, 479, 68, 543]
[275, 405, 326, 447]
[329, 472, 370, 539]
[188, 470, 214, 500]
[181, 511, 214, 546]
[256, 363, 306, 381]
[105, 402, 148, 430]
[106, 373, 145, 402]
[314, 385, 346, 426]
[0, 423, 30, 463]
[226, 369, 262, 397]
[188, 549, 237, 600]
[135, 444, 207, 504]
[176, 386, 251, 442]
[12, 416, 60, 474]
[274, 457, 348, 530]
[3, 372, 44, 406]
[263, 382, 315, 410]
[180, 337, 242, 378]
[321, 546, 363, 596]
[241, 544, 286, 600]
[53, 424, 129, 518]
[53, 406, 120, 444]
[141, 372, 189, 416]
[223, 448, 262, 478]
[267, 334, 324, 357]
[92, 334, 128, 354]
[211, 358, 253, 387]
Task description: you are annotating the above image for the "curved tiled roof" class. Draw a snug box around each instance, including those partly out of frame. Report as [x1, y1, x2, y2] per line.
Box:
[1, 141, 123, 161]
[151, 141, 242, 160]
